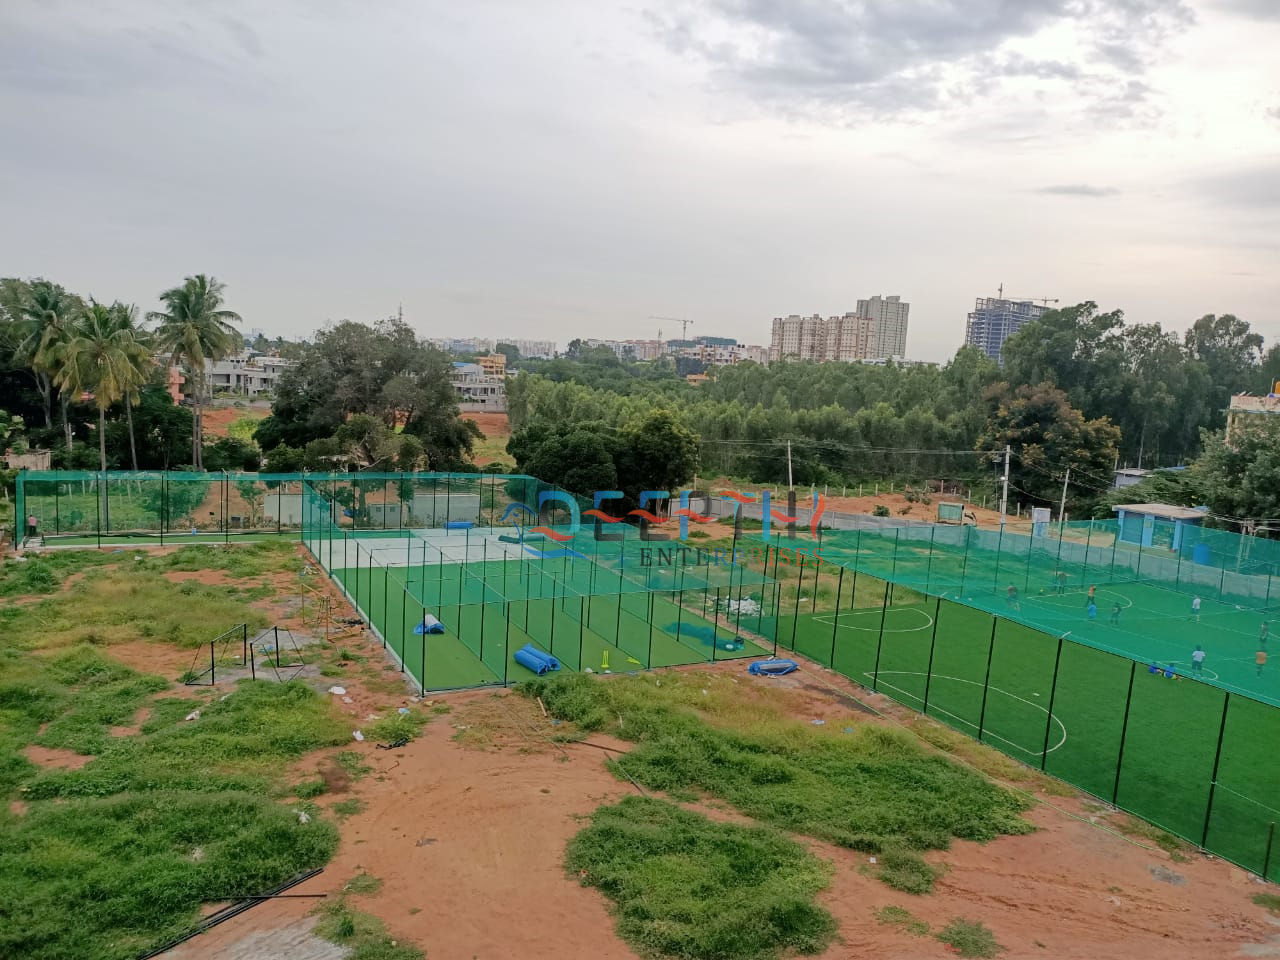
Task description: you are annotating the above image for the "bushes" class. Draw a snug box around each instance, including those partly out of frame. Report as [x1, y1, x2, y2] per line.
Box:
[567, 797, 836, 960]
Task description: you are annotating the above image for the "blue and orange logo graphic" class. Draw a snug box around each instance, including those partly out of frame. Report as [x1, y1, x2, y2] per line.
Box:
[498, 489, 826, 561]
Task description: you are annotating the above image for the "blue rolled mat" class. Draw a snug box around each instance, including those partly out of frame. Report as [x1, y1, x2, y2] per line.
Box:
[445, 521, 474, 530]
[748, 658, 798, 676]
[514, 644, 560, 675]
[414, 614, 445, 635]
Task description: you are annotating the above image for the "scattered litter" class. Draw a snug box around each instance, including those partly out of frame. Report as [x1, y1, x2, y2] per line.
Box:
[843, 727, 855, 734]
[341, 697, 353, 704]
[352, 730, 365, 742]
[551, 719, 561, 726]
[297, 811, 311, 824]
[219, 694, 230, 701]
[184, 710, 201, 722]
[811, 719, 825, 725]
[584, 667, 594, 674]
[702, 689, 708, 696]
[110, 548, 124, 554]
[11, 555, 26, 563]
[398, 707, 410, 715]
[328, 686, 347, 695]
[377, 737, 410, 750]
[869, 856, 877, 865]
[415, 837, 437, 847]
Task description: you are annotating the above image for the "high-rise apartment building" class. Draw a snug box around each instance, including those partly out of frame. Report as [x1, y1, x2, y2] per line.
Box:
[769, 298, 910, 363]
[964, 298, 1048, 363]
[856, 295, 909, 359]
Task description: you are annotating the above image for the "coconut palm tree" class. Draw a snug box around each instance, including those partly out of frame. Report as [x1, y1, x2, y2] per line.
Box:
[106, 302, 154, 470]
[13, 280, 82, 445]
[53, 301, 153, 471]
[148, 275, 242, 469]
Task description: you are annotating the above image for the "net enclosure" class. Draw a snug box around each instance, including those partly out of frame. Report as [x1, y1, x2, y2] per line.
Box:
[18, 469, 1280, 881]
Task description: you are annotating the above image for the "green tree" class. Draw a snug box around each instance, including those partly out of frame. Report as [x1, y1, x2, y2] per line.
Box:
[1196, 423, 1280, 530]
[149, 274, 242, 469]
[976, 381, 1121, 512]
[11, 280, 83, 445]
[507, 421, 619, 496]
[615, 408, 700, 505]
[105, 302, 154, 470]
[494, 342, 521, 364]
[52, 301, 152, 471]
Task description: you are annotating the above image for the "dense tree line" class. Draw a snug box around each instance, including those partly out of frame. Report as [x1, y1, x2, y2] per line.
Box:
[0, 274, 243, 472]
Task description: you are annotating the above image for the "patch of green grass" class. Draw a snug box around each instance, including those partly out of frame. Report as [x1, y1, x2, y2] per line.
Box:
[366, 708, 428, 744]
[0, 550, 118, 598]
[875, 848, 941, 895]
[567, 796, 836, 960]
[874, 905, 931, 936]
[332, 798, 364, 819]
[294, 779, 326, 799]
[335, 751, 373, 782]
[524, 674, 1030, 892]
[344, 872, 383, 895]
[1252, 892, 1280, 913]
[935, 919, 1004, 958]
[315, 899, 421, 960]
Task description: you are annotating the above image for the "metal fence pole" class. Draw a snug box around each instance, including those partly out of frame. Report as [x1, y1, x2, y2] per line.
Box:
[791, 559, 805, 651]
[872, 580, 889, 691]
[993, 524, 1004, 591]
[1201, 692, 1233, 847]
[977, 618, 997, 741]
[1265, 823, 1277, 879]
[925, 527, 936, 594]
[829, 567, 844, 666]
[1111, 661, 1139, 805]
[921, 595, 942, 714]
[1039, 636, 1065, 769]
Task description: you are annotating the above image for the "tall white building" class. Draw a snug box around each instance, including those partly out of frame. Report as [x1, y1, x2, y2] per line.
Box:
[856, 295, 910, 359]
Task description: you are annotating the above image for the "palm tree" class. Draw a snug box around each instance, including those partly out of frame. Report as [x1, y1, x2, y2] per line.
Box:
[148, 275, 242, 470]
[106, 302, 154, 470]
[13, 280, 82, 445]
[53, 301, 153, 471]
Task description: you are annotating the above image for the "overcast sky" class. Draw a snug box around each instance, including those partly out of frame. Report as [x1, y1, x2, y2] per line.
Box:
[1, 1, 1277, 361]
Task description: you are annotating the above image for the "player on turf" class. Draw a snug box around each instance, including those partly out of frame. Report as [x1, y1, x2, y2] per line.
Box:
[1055, 570, 1068, 595]
[1110, 602, 1121, 625]
[1086, 584, 1096, 608]
[1191, 596, 1202, 622]
[1191, 645, 1205, 675]
[1087, 601, 1097, 621]
[1258, 648, 1268, 677]
[1006, 585, 1020, 611]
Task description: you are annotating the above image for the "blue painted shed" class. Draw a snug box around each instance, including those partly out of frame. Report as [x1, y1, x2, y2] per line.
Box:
[1112, 503, 1207, 552]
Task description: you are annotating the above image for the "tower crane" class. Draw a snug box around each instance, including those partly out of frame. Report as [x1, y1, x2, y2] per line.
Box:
[996, 285, 1058, 307]
[650, 316, 694, 340]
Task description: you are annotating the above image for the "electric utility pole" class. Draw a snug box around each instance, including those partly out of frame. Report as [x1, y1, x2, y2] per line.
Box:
[999, 445, 1011, 528]
[1059, 468, 1070, 532]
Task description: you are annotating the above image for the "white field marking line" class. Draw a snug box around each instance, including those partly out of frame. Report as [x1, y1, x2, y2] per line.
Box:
[1161, 660, 1222, 681]
[1023, 588, 1134, 611]
[812, 607, 934, 634]
[865, 671, 1068, 758]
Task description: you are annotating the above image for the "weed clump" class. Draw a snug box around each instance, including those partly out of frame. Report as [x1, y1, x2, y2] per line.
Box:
[568, 796, 836, 960]
[935, 918, 1004, 958]
[524, 673, 1030, 893]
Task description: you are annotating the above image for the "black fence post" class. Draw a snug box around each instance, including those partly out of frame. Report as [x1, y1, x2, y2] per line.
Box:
[209, 640, 215, 686]
[275, 625, 281, 669]
[977, 618, 998, 742]
[242, 623, 248, 669]
[872, 580, 889, 691]
[829, 567, 844, 666]
[1111, 661, 1139, 805]
[1201, 692, 1233, 847]
[1265, 822, 1276, 879]
[1040, 636, 1065, 770]
[791, 561, 805, 652]
[922, 595, 942, 714]
[249, 635, 256, 680]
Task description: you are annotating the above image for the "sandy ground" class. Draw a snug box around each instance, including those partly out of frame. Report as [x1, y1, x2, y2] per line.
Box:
[465, 411, 511, 439]
[163, 656, 1280, 960]
[19, 543, 1280, 959]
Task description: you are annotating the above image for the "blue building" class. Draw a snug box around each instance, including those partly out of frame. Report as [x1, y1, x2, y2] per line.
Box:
[1112, 503, 1207, 551]
[964, 297, 1049, 363]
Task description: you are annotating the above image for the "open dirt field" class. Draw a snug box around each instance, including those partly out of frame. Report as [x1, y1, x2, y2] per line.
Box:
[165, 654, 1280, 960]
[466, 411, 513, 467]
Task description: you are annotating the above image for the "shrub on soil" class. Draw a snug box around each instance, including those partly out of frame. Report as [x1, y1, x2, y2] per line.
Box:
[524, 673, 1030, 892]
[567, 796, 837, 960]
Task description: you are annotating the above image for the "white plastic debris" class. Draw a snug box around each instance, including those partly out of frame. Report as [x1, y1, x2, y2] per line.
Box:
[184, 710, 201, 722]
[398, 707, 410, 715]
[341, 697, 353, 704]
[352, 730, 365, 742]
[811, 719, 825, 726]
[869, 856, 877, 865]
[298, 811, 311, 824]
[328, 686, 347, 695]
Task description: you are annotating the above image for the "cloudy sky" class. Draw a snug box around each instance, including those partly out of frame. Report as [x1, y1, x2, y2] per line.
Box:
[1, 1, 1276, 361]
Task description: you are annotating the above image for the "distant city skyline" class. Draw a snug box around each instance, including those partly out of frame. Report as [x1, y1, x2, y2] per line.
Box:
[1, 2, 1277, 364]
